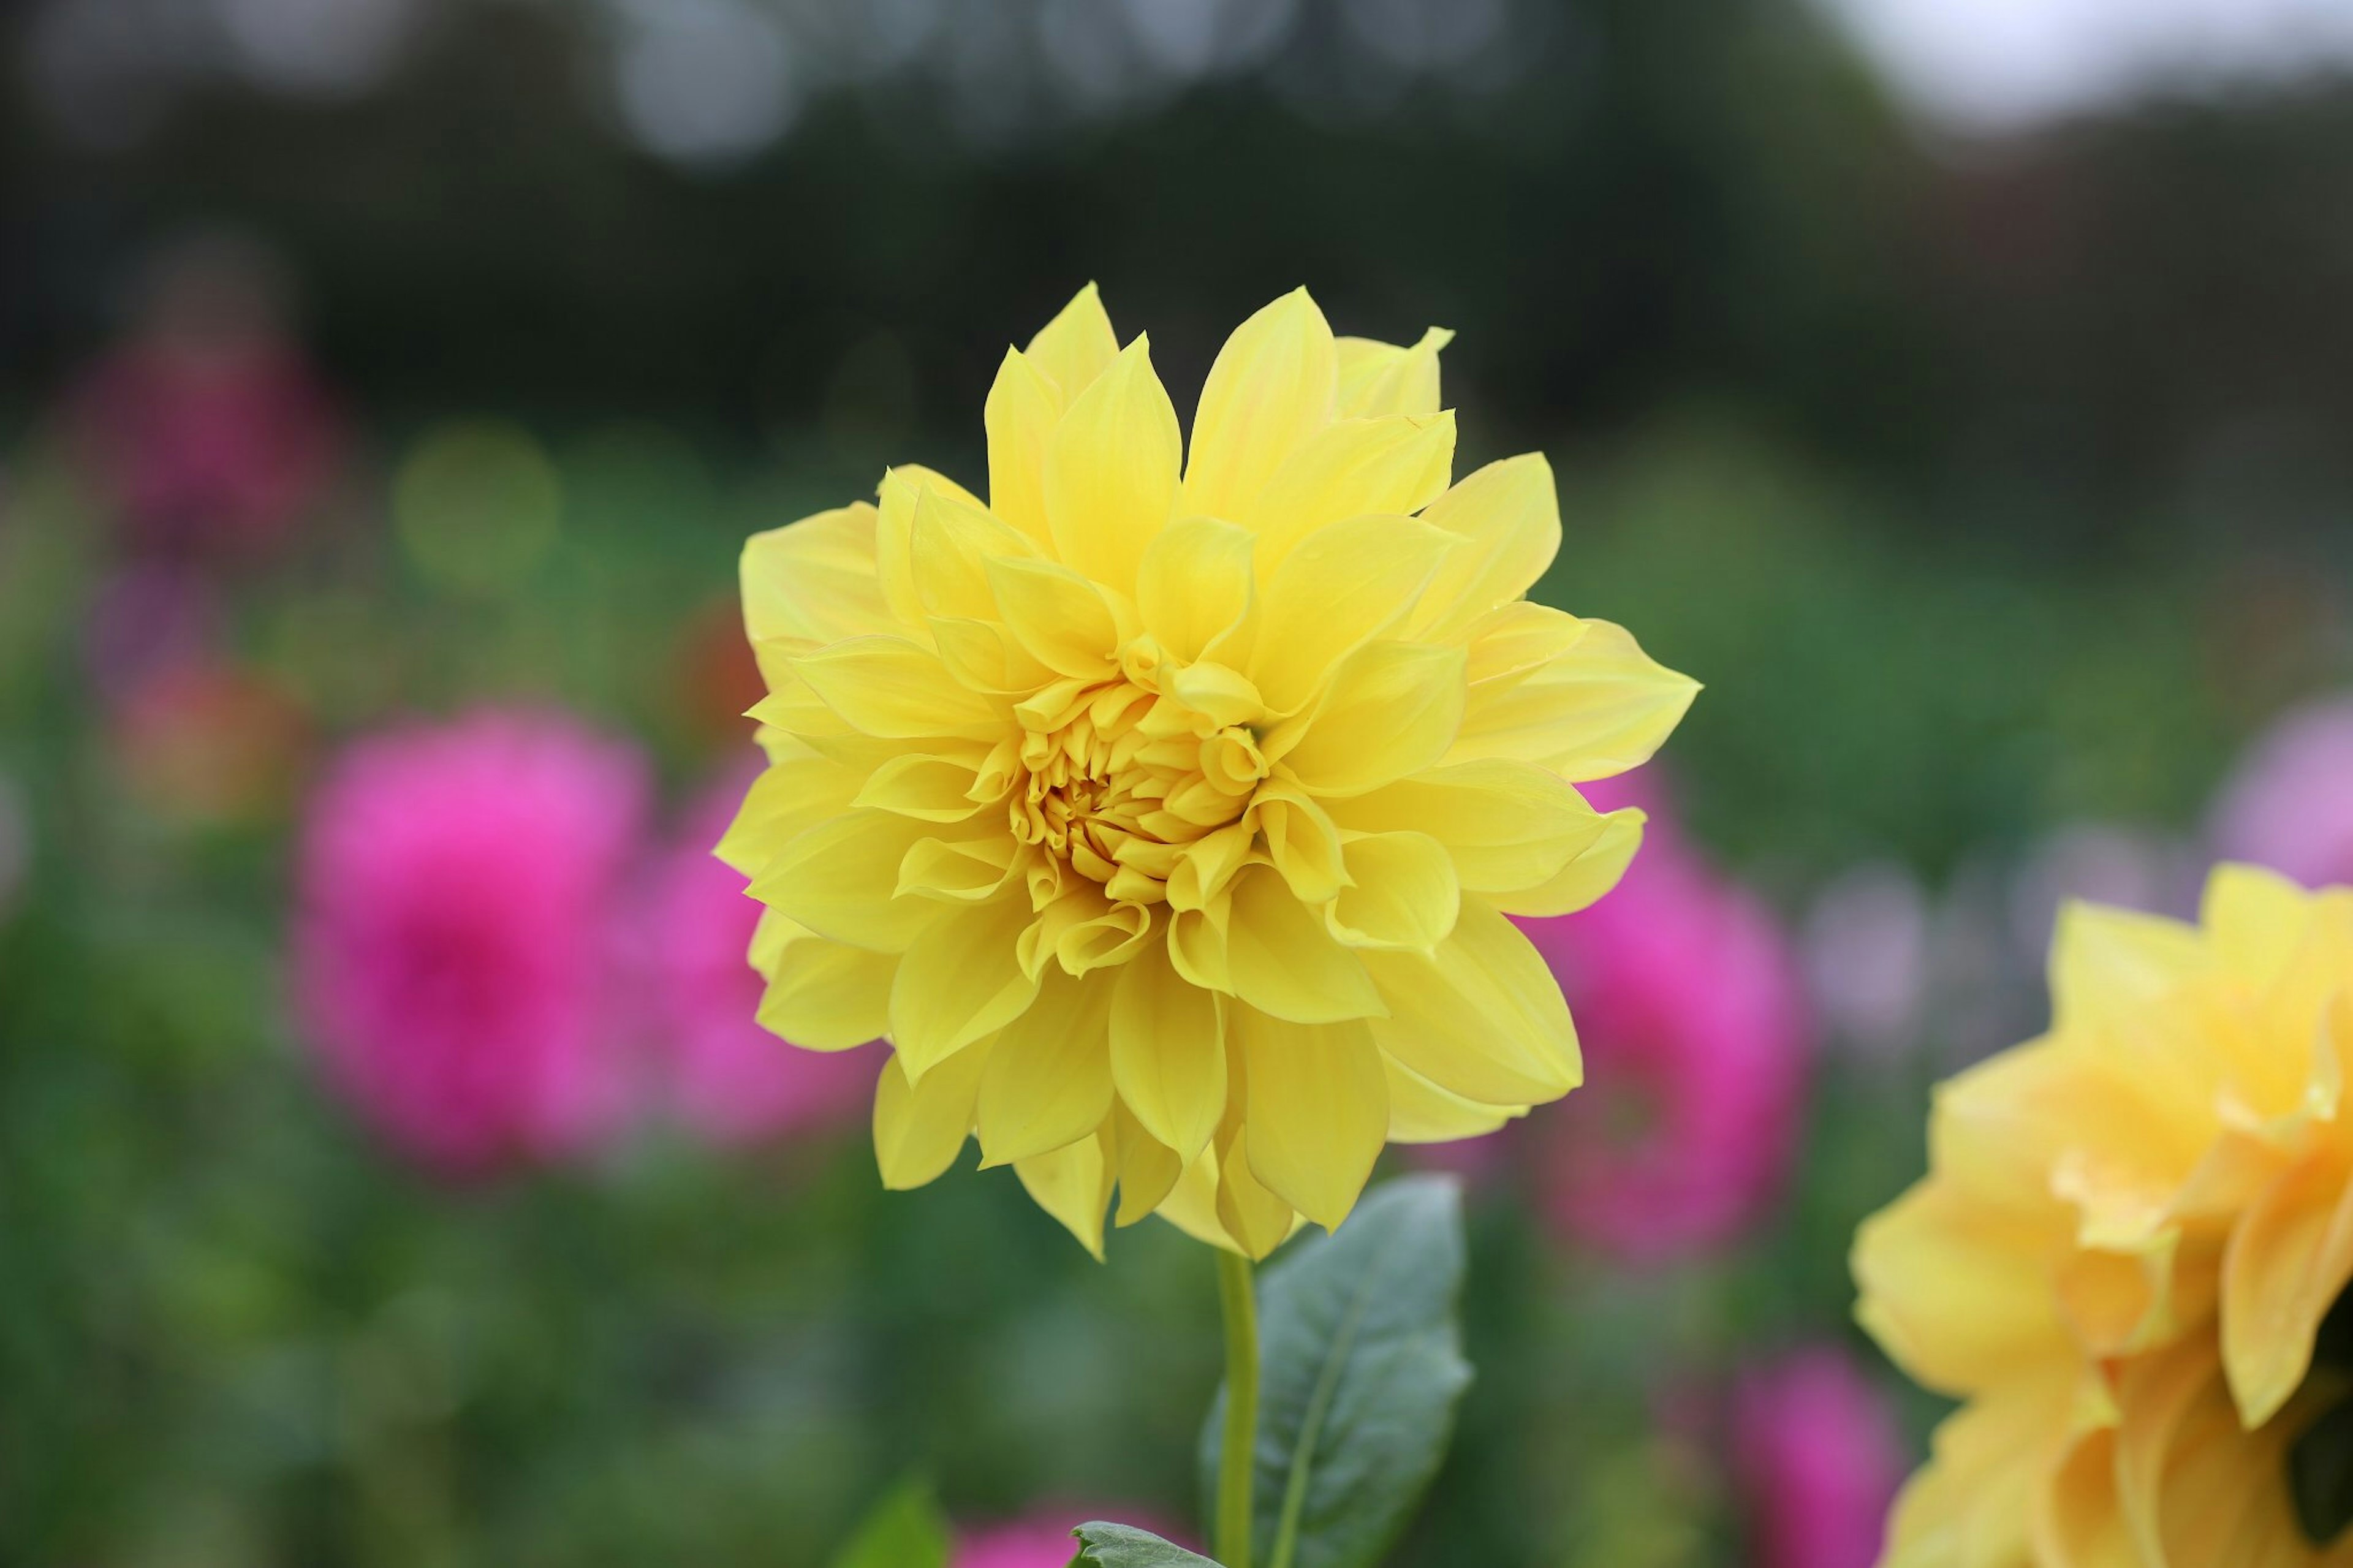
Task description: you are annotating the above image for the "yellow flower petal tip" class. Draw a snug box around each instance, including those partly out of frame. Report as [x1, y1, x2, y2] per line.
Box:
[724, 287, 1696, 1259]
[1854, 863, 2353, 1565]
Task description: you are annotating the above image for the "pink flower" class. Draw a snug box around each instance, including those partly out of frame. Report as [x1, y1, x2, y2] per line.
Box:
[955, 1510, 1187, 1568]
[642, 773, 879, 1146]
[1730, 1347, 1904, 1568]
[1517, 779, 1810, 1264]
[2211, 695, 2353, 889]
[292, 710, 649, 1178]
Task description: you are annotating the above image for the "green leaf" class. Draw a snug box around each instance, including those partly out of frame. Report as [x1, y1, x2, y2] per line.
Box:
[1199, 1174, 1473, 1568]
[1072, 1521, 1227, 1566]
[831, 1479, 952, 1568]
[2292, 1395, 2353, 1546]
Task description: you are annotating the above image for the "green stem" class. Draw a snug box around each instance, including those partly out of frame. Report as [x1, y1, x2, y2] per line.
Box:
[1214, 1248, 1259, 1568]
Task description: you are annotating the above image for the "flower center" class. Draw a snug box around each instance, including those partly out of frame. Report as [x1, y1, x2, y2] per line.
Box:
[1003, 651, 1270, 910]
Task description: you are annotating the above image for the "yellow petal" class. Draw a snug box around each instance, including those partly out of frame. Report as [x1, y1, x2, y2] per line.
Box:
[873, 1042, 991, 1189]
[1326, 759, 1602, 896]
[1236, 1006, 1386, 1229]
[983, 347, 1063, 546]
[1239, 412, 1456, 562]
[1490, 805, 1644, 917]
[1110, 1102, 1184, 1225]
[2221, 1149, 2353, 1427]
[1137, 515, 1257, 663]
[976, 968, 1116, 1166]
[1268, 640, 1467, 798]
[1249, 515, 1457, 714]
[1224, 864, 1382, 1024]
[2048, 901, 2208, 1034]
[741, 502, 895, 645]
[1042, 335, 1180, 593]
[1251, 780, 1348, 904]
[1183, 287, 1339, 522]
[909, 480, 1037, 619]
[1110, 941, 1227, 1162]
[2201, 860, 2314, 990]
[1408, 453, 1561, 640]
[1882, 1382, 2067, 1568]
[1449, 616, 1697, 781]
[985, 555, 1123, 680]
[1327, 831, 1459, 952]
[874, 464, 983, 634]
[1214, 1126, 1302, 1261]
[789, 636, 1006, 741]
[852, 751, 990, 822]
[896, 834, 1020, 904]
[752, 912, 896, 1050]
[1014, 1131, 1115, 1260]
[1852, 1178, 2075, 1398]
[1362, 900, 1580, 1105]
[716, 748, 865, 876]
[1382, 1053, 1522, 1143]
[1335, 326, 1450, 419]
[749, 809, 947, 953]
[1156, 1140, 1244, 1254]
[2032, 1417, 2135, 1568]
[888, 896, 1041, 1079]
[1024, 282, 1120, 401]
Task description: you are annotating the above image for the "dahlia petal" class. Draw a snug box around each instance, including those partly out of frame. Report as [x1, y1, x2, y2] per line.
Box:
[930, 615, 1056, 695]
[873, 1042, 990, 1189]
[1450, 616, 1698, 781]
[741, 502, 894, 645]
[2047, 901, 2209, 1034]
[1156, 1141, 1243, 1254]
[1183, 287, 1339, 523]
[2201, 860, 2313, 990]
[1251, 781, 1348, 904]
[1851, 1179, 2074, 1398]
[1325, 758, 1605, 896]
[1110, 1102, 1185, 1225]
[1238, 412, 1457, 562]
[895, 834, 1021, 903]
[875, 464, 983, 634]
[1267, 640, 1467, 798]
[1881, 1383, 2064, 1568]
[1362, 901, 1580, 1105]
[1249, 514, 1456, 714]
[889, 896, 1041, 1078]
[789, 636, 1006, 740]
[1014, 1131, 1115, 1260]
[2221, 1149, 2353, 1428]
[909, 480, 1037, 619]
[1237, 1007, 1385, 1229]
[983, 347, 1063, 546]
[985, 555, 1124, 680]
[976, 969, 1115, 1166]
[1223, 864, 1382, 1024]
[752, 914, 896, 1051]
[1409, 453, 1563, 640]
[2033, 1420, 2135, 1568]
[1381, 1053, 1522, 1143]
[1023, 281, 1120, 402]
[1042, 335, 1179, 593]
[1213, 1126, 1302, 1261]
[1335, 326, 1450, 419]
[1327, 830, 1458, 952]
[749, 809, 946, 952]
[715, 746, 864, 876]
[852, 751, 990, 822]
[1137, 515, 1257, 664]
[1110, 943, 1226, 1162]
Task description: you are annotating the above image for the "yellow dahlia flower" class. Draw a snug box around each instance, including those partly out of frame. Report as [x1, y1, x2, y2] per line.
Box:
[719, 286, 1696, 1259]
[1854, 863, 2353, 1566]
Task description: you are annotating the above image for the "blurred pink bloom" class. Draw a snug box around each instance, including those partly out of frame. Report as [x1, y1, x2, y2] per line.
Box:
[955, 1510, 1186, 1568]
[1730, 1347, 1904, 1568]
[81, 561, 222, 705]
[293, 710, 648, 1178]
[642, 774, 878, 1146]
[2211, 695, 2353, 889]
[1517, 778, 1811, 1264]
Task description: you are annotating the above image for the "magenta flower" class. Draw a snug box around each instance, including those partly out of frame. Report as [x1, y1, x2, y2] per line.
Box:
[1517, 779, 1810, 1264]
[2211, 695, 2353, 888]
[954, 1510, 1186, 1568]
[642, 774, 878, 1147]
[292, 710, 649, 1178]
[1730, 1347, 1904, 1568]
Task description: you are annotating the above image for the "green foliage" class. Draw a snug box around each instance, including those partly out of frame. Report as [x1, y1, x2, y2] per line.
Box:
[1201, 1178, 1472, 1568]
[830, 1481, 951, 1568]
[1072, 1522, 1226, 1567]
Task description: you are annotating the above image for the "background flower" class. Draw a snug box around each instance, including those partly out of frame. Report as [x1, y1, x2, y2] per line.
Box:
[1729, 1347, 1903, 1568]
[292, 710, 648, 1177]
[1519, 781, 1810, 1265]
[2211, 694, 2353, 889]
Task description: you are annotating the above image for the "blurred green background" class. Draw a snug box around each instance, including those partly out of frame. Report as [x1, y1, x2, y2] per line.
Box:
[4, 0, 2352, 1564]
